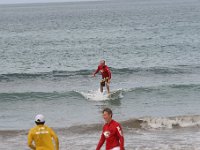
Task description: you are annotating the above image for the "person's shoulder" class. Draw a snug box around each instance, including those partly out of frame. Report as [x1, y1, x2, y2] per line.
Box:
[102, 122, 109, 129]
[112, 120, 121, 127]
[43, 124, 48, 127]
[28, 125, 37, 133]
[103, 122, 107, 127]
[46, 125, 56, 133]
[43, 125, 51, 130]
[105, 65, 110, 69]
[98, 65, 102, 69]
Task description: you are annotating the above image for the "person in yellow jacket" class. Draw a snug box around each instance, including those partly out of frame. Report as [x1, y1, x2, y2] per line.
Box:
[27, 114, 59, 150]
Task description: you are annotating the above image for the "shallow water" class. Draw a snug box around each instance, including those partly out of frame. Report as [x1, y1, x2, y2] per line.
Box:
[0, 0, 200, 149]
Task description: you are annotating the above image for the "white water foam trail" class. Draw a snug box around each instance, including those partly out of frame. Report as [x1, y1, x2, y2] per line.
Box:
[80, 89, 123, 101]
[80, 89, 109, 101]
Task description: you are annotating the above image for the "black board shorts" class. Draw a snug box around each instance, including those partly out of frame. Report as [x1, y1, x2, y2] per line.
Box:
[100, 78, 109, 87]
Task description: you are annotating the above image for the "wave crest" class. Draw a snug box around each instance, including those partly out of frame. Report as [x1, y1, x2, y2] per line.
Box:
[0, 83, 200, 100]
[1, 115, 200, 136]
[0, 65, 198, 81]
[122, 115, 200, 129]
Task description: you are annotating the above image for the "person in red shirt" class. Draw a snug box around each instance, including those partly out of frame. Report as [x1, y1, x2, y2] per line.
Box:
[96, 108, 125, 150]
[93, 60, 112, 94]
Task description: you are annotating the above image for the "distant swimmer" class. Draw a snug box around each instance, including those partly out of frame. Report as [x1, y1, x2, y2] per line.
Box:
[96, 108, 125, 150]
[93, 60, 111, 94]
[27, 114, 59, 150]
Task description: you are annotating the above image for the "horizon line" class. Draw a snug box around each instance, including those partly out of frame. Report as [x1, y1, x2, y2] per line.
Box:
[0, 0, 104, 6]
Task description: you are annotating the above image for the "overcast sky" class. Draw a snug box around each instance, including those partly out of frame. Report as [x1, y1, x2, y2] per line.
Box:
[0, 0, 97, 4]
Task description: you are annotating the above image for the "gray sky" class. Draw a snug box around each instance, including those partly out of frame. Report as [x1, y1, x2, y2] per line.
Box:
[0, 0, 96, 4]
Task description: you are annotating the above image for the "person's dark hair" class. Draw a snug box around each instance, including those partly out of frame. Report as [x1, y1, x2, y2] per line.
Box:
[102, 108, 113, 117]
[35, 121, 45, 125]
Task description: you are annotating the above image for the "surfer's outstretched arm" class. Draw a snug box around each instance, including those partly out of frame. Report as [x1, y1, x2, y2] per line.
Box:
[93, 66, 100, 77]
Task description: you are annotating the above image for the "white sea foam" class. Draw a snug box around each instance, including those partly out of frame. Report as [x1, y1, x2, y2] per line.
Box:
[140, 115, 200, 129]
[79, 89, 123, 101]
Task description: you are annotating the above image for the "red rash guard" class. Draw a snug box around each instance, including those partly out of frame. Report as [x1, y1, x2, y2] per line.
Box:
[94, 65, 111, 79]
[96, 120, 124, 150]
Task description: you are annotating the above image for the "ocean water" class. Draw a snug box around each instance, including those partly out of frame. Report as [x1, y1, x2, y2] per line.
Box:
[1, 0, 200, 149]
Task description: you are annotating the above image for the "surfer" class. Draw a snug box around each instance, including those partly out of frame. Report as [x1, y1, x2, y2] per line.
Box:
[96, 108, 125, 150]
[93, 60, 111, 94]
[27, 114, 59, 150]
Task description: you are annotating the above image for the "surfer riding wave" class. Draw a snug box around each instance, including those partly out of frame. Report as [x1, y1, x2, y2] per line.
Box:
[92, 60, 111, 95]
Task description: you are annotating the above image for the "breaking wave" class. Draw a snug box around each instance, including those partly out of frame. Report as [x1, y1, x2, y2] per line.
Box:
[1, 115, 200, 136]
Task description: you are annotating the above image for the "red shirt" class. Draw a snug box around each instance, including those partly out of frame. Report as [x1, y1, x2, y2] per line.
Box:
[96, 120, 124, 150]
[94, 65, 111, 79]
